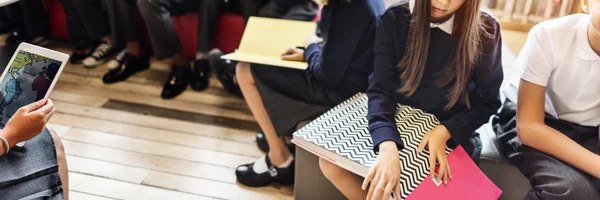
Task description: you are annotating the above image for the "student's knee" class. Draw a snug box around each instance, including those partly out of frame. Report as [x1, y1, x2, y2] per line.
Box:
[319, 157, 348, 181]
[530, 173, 600, 199]
[236, 62, 253, 85]
[49, 129, 66, 163]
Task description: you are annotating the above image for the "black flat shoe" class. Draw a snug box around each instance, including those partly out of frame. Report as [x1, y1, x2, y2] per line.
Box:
[256, 131, 296, 154]
[208, 49, 241, 96]
[236, 155, 295, 187]
[161, 65, 190, 99]
[102, 53, 149, 84]
[190, 59, 211, 91]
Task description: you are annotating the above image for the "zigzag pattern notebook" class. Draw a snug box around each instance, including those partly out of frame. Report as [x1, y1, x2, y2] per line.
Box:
[293, 93, 451, 199]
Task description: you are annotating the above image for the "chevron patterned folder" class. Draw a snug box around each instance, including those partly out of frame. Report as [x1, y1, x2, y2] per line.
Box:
[293, 93, 501, 200]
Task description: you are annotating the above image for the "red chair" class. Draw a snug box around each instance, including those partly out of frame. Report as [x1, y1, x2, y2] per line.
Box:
[47, 0, 322, 59]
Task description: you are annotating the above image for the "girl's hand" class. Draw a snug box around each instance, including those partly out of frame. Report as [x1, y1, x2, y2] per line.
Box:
[2, 99, 55, 147]
[281, 48, 305, 61]
[363, 141, 402, 200]
[304, 34, 322, 48]
[417, 125, 452, 185]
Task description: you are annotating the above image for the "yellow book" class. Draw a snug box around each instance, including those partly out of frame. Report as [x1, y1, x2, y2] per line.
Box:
[222, 17, 317, 70]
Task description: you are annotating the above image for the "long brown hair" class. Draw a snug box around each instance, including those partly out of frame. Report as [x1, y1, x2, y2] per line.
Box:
[397, 0, 489, 110]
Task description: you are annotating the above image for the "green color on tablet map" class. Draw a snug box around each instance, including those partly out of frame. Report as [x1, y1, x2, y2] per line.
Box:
[0, 50, 61, 127]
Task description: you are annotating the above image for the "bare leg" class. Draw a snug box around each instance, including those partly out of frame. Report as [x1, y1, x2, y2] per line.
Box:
[319, 158, 367, 200]
[49, 129, 69, 200]
[171, 53, 188, 67]
[126, 41, 143, 57]
[236, 62, 290, 165]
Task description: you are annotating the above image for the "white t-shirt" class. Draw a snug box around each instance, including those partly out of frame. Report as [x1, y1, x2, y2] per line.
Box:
[504, 14, 600, 127]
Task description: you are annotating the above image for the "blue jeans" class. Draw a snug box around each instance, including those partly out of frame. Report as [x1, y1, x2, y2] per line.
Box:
[0, 129, 63, 199]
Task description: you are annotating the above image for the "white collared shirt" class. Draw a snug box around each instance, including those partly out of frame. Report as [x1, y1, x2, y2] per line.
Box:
[409, 0, 454, 34]
[504, 14, 600, 127]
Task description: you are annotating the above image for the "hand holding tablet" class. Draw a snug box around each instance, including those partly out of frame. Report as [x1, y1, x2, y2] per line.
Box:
[0, 43, 69, 148]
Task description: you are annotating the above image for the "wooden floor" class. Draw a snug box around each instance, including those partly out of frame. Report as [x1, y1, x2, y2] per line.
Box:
[30, 41, 294, 200]
[2, 28, 528, 200]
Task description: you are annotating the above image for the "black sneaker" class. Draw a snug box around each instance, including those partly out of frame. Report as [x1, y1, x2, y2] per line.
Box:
[70, 52, 88, 64]
[102, 51, 150, 84]
[190, 59, 211, 91]
[236, 155, 295, 187]
[83, 43, 121, 68]
[161, 65, 190, 99]
[208, 49, 241, 96]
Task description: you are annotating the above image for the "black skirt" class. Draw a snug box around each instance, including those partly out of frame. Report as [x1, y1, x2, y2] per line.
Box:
[251, 64, 345, 137]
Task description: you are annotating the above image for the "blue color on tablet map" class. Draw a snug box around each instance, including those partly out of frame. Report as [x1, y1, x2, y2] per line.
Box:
[0, 50, 62, 127]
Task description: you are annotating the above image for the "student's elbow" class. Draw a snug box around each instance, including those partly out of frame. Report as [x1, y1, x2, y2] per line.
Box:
[516, 122, 538, 146]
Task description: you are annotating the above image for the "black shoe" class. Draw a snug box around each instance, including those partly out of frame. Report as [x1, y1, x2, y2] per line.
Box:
[102, 52, 149, 84]
[161, 65, 190, 99]
[83, 43, 121, 68]
[70, 52, 88, 64]
[5, 31, 24, 44]
[208, 49, 241, 96]
[190, 59, 211, 91]
[256, 131, 296, 154]
[236, 155, 295, 187]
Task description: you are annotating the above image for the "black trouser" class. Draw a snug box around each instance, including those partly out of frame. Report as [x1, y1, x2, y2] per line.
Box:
[2, 0, 48, 38]
[60, 0, 110, 50]
[494, 100, 600, 200]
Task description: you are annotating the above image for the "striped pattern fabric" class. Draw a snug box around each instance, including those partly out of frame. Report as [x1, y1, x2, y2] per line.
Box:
[294, 93, 451, 199]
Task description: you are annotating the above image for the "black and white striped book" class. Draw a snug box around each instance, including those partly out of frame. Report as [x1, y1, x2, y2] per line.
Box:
[293, 93, 451, 199]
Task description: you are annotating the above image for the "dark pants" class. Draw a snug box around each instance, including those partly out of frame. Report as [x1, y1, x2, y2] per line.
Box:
[137, 0, 318, 59]
[2, 0, 48, 37]
[60, 0, 109, 50]
[104, 0, 140, 48]
[494, 100, 600, 200]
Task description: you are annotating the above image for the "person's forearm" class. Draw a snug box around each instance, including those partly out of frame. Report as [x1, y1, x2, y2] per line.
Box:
[520, 123, 600, 178]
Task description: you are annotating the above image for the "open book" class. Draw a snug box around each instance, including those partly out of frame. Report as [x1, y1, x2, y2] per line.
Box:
[221, 17, 316, 70]
[293, 93, 502, 199]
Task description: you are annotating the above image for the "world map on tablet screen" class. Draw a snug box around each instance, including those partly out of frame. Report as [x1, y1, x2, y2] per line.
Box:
[0, 50, 62, 127]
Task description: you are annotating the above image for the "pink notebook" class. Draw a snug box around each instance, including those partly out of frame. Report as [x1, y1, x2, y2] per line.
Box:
[406, 146, 502, 200]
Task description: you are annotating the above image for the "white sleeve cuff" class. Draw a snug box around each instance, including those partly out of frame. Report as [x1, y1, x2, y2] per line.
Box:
[521, 70, 549, 87]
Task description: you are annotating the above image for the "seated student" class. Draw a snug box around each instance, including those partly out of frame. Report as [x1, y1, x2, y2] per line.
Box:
[234, 0, 385, 187]
[136, 0, 318, 98]
[319, 0, 503, 199]
[495, 1, 600, 199]
[60, 0, 112, 64]
[207, 0, 319, 95]
[0, 99, 69, 199]
[100, 0, 151, 86]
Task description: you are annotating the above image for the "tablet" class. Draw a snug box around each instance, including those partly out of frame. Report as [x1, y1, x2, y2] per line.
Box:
[0, 43, 69, 127]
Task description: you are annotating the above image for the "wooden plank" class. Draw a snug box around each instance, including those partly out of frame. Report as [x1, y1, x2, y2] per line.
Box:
[52, 113, 262, 157]
[58, 70, 248, 112]
[61, 65, 233, 98]
[50, 90, 109, 107]
[67, 155, 150, 184]
[47, 123, 72, 137]
[62, 140, 291, 194]
[101, 100, 259, 132]
[70, 191, 116, 200]
[62, 140, 236, 183]
[69, 173, 210, 200]
[54, 80, 254, 122]
[62, 128, 257, 168]
[143, 171, 293, 200]
[50, 101, 256, 143]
